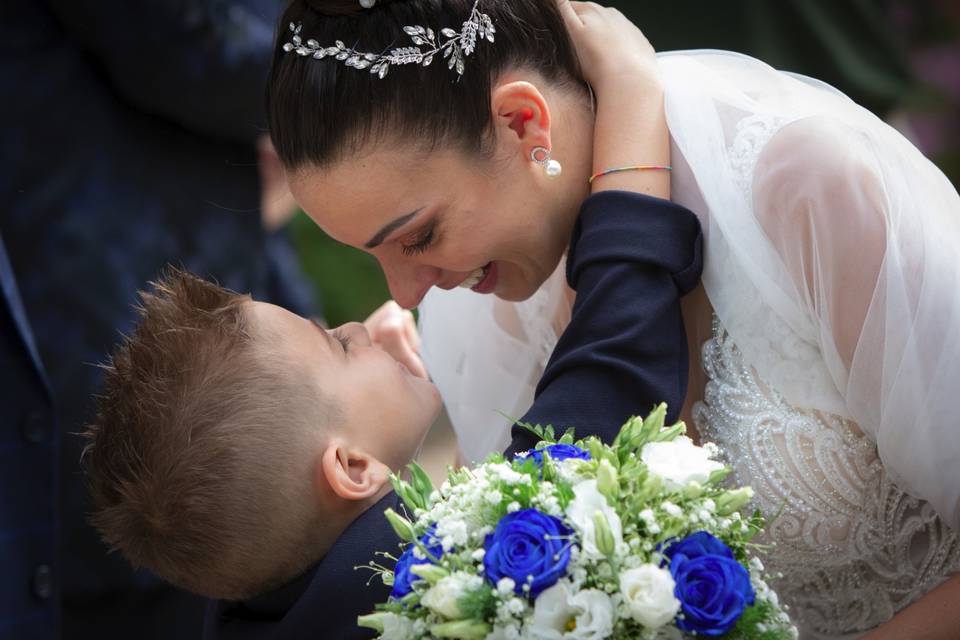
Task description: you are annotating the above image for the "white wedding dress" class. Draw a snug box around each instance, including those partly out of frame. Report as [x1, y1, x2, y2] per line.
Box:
[418, 51, 960, 638]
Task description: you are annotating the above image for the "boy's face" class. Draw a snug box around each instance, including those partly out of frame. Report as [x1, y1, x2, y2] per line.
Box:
[246, 301, 442, 471]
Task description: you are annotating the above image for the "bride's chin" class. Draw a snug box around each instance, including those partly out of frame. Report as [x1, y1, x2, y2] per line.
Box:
[494, 270, 547, 302]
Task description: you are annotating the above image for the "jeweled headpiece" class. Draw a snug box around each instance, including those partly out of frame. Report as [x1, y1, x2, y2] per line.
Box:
[283, 0, 495, 78]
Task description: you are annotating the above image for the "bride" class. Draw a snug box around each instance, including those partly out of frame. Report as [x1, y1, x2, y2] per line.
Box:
[267, 0, 960, 637]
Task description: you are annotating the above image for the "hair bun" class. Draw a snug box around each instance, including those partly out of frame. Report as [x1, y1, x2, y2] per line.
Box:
[305, 0, 396, 17]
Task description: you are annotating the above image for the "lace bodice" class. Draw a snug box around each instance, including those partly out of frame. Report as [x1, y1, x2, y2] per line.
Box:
[694, 319, 960, 639]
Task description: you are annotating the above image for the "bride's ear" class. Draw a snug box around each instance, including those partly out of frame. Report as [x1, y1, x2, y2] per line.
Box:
[318, 441, 391, 502]
[491, 80, 552, 152]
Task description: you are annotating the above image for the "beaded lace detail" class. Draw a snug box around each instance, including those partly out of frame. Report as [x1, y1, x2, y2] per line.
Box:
[694, 319, 960, 638]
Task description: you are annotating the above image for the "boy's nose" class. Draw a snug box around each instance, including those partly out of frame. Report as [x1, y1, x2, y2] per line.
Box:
[341, 322, 372, 347]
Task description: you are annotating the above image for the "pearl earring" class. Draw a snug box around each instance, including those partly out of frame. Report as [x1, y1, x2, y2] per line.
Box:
[530, 146, 562, 179]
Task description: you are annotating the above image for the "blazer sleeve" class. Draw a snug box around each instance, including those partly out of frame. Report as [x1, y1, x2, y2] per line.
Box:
[505, 190, 702, 457]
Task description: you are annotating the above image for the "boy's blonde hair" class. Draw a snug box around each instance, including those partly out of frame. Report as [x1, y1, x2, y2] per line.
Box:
[83, 269, 332, 599]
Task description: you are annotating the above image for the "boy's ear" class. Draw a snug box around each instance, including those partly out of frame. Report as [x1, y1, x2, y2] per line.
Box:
[318, 442, 391, 502]
[492, 80, 552, 151]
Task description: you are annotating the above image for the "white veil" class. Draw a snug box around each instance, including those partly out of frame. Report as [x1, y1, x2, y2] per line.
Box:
[419, 50, 960, 528]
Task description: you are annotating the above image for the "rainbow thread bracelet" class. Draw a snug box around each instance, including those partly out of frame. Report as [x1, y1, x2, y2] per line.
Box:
[588, 165, 672, 184]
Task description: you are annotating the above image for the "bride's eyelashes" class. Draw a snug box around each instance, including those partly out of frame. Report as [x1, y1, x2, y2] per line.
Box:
[400, 222, 437, 257]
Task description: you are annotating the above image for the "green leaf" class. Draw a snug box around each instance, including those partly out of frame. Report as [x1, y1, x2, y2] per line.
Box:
[457, 585, 497, 620]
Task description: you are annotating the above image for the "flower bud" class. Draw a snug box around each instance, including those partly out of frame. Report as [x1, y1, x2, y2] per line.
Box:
[430, 620, 492, 639]
[597, 458, 619, 500]
[708, 467, 732, 485]
[651, 421, 686, 442]
[593, 510, 616, 558]
[717, 487, 755, 515]
[586, 437, 606, 462]
[408, 462, 435, 504]
[639, 403, 668, 441]
[384, 508, 416, 542]
[410, 563, 449, 584]
[682, 481, 703, 500]
[638, 474, 663, 500]
[356, 612, 390, 633]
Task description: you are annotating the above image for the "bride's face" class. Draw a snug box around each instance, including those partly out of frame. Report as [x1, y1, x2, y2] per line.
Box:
[289, 143, 582, 309]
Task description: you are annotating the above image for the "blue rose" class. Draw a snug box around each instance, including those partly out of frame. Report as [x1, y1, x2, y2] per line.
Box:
[519, 444, 591, 468]
[483, 509, 573, 599]
[663, 531, 756, 636]
[391, 527, 444, 600]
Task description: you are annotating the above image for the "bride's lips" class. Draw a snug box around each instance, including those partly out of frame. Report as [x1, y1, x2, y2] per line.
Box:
[471, 262, 498, 294]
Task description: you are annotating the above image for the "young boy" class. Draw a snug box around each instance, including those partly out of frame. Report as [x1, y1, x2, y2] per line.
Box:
[82, 190, 702, 639]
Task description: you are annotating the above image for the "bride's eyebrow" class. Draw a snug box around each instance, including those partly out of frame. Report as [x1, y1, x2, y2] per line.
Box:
[364, 207, 424, 249]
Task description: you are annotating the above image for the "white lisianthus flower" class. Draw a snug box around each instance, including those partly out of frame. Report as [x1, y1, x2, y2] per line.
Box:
[530, 582, 614, 640]
[420, 572, 483, 619]
[380, 612, 416, 640]
[618, 565, 681, 628]
[640, 436, 725, 490]
[565, 480, 623, 560]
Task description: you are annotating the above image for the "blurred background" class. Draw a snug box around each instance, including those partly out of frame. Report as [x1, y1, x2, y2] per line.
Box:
[1, 1, 956, 639]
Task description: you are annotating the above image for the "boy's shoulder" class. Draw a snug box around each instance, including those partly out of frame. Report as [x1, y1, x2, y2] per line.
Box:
[204, 492, 401, 640]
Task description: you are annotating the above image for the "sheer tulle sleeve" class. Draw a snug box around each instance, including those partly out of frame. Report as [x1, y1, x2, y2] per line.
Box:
[656, 50, 960, 528]
[418, 261, 570, 463]
[749, 116, 960, 528]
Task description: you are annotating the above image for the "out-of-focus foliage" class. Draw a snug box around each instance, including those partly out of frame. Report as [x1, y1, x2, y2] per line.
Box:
[289, 211, 391, 326]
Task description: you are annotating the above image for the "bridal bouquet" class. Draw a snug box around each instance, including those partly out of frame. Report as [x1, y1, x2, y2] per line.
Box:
[359, 404, 797, 639]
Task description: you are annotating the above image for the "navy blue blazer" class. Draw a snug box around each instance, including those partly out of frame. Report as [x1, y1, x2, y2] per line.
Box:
[203, 191, 704, 640]
[0, 235, 58, 639]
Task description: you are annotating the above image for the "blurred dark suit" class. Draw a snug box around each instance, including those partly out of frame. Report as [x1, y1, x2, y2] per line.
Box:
[0, 1, 313, 638]
[0, 236, 58, 638]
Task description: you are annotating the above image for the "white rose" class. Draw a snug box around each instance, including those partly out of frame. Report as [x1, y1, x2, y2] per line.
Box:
[530, 582, 615, 640]
[380, 612, 415, 640]
[640, 436, 725, 490]
[420, 572, 483, 619]
[565, 480, 623, 560]
[618, 565, 681, 629]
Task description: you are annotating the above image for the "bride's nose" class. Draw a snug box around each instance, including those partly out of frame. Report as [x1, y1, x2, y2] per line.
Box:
[380, 260, 442, 309]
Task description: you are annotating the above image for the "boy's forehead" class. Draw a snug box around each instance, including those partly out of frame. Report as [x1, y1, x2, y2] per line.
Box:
[244, 301, 300, 342]
[244, 300, 334, 362]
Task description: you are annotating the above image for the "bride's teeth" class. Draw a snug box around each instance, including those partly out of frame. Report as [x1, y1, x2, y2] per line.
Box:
[458, 267, 485, 288]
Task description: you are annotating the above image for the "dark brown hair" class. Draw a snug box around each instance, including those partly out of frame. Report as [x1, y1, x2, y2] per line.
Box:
[82, 269, 329, 599]
[266, 0, 585, 169]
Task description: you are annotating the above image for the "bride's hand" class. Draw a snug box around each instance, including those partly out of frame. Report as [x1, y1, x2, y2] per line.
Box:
[558, 1, 670, 198]
[363, 300, 429, 379]
[557, 1, 660, 96]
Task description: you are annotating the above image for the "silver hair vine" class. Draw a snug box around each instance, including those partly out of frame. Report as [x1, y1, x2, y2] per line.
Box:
[283, 0, 495, 79]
